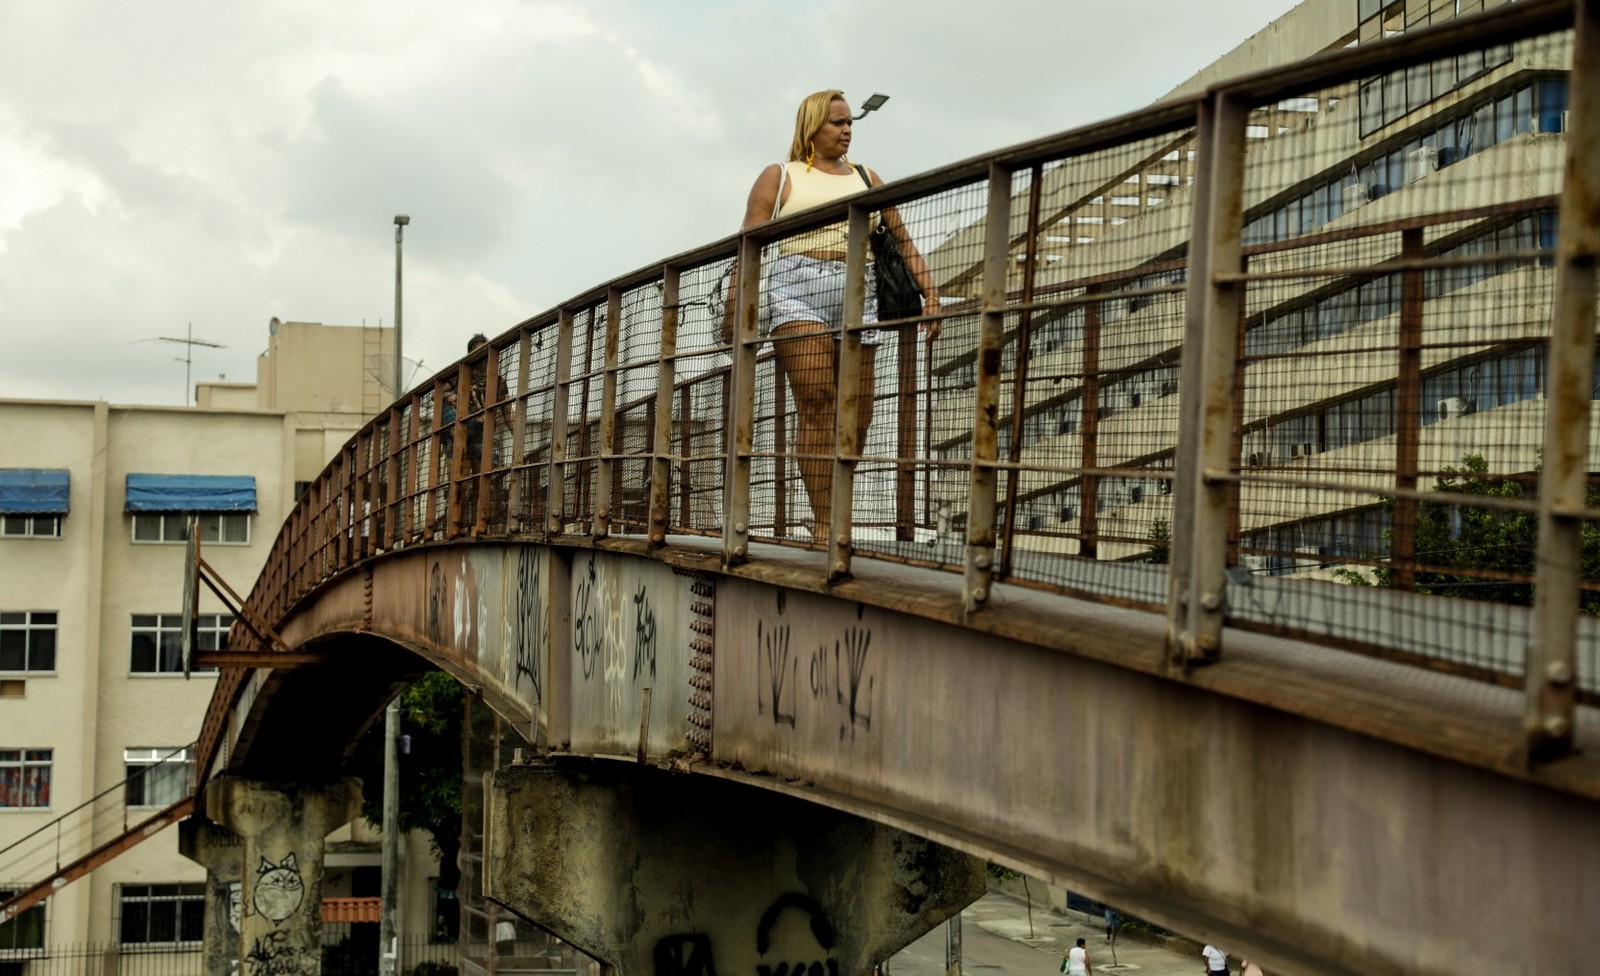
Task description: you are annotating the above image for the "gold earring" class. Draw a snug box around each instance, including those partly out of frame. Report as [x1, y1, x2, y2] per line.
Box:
[805, 141, 816, 172]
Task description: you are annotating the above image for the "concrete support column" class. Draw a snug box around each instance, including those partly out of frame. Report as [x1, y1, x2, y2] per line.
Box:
[486, 763, 986, 976]
[179, 818, 247, 976]
[206, 778, 364, 976]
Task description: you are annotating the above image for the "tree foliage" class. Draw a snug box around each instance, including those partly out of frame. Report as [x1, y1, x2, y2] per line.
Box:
[350, 670, 465, 889]
[1337, 453, 1600, 613]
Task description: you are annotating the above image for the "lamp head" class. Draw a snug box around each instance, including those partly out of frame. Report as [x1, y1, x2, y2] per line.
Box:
[394, 214, 411, 226]
[853, 93, 890, 120]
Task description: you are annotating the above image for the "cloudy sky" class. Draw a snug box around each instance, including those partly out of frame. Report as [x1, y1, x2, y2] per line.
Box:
[0, 0, 1299, 406]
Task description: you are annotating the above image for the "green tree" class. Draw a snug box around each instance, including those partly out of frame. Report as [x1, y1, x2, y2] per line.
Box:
[1338, 453, 1600, 613]
[350, 670, 465, 890]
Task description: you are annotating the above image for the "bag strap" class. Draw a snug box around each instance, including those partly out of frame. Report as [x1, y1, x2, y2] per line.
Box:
[771, 162, 789, 220]
[855, 163, 873, 189]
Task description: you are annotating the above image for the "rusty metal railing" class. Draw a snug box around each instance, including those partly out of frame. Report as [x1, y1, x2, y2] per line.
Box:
[216, 0, 1598, 770]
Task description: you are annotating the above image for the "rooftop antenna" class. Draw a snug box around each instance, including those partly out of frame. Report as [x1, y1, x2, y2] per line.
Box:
[141, 323, 226, 405]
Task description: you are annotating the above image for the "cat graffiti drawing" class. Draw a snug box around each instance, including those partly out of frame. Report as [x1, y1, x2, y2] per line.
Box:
[252, 854, 304, 925]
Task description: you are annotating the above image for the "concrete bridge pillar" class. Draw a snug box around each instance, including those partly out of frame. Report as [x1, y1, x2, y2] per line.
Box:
[179, 817, 247, 976]
[486, 763, 986, 976]
[206, 777, 364, 976]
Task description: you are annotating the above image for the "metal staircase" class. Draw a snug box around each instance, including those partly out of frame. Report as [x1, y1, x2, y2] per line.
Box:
[0, 746, 196, 926]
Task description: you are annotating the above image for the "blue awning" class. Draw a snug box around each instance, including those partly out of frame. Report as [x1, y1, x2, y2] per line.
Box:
[0, 469, 70, 514]
[125, 474, 257, 513]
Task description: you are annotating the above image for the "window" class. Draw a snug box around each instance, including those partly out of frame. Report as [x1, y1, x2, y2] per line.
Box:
[0, 890, 45, 949]
[429, 879, 459, 943]
[0, 750, 51, 808]
[0, 612, 56, 672]
[1, 515, 61, 538]
[131, 512, 250, 545]
[130, 614, 230, 674]
[118, 884, 204, 945]
[124, 748, 193, 808]
[0, 469, 69, 537]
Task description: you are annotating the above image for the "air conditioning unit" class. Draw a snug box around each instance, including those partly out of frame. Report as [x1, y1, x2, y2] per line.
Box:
[1341, 181, 1370, 214]
[1027, 515, 1044, 531]
[1241, 554, 1269, 571]
[1157, 479, 1173, 496]
[1059, 505, 1077, 523]
[1128, 485, 1145, 504]
[1159, 379, 1179, 397]
[1437, 396, 1473, 420]
[1405, 146, 1439, 184]
[1246, 451, 1270, 468]
[1127, 390, 1143, 408]
[1289, 441, 1314, 459]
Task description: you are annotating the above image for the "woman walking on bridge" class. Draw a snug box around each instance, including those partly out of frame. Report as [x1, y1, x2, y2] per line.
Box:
[730, 89, 940, 534]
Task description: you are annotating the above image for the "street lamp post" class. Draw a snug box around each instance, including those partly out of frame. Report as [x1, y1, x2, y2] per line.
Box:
[393, 215, 410, 398]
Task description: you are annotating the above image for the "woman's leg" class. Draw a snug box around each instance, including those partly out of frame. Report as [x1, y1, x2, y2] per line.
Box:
[771, 321, 877, 531]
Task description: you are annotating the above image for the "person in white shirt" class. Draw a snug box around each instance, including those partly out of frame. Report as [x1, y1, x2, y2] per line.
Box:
[1202, 944, 1228, 975]
[1065, 937, 1092, 976]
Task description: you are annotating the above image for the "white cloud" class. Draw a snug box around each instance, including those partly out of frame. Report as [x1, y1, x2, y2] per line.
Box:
[0, 0, 1301, 405]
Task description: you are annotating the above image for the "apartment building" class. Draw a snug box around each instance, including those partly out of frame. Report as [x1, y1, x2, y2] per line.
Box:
[921, 0, 1574, 575]
[0, 321, 448, 966]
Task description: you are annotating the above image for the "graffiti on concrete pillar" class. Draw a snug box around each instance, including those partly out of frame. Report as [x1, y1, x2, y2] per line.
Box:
[227, 882, 242, 932]
[754, 893, 839, 976]
[514, 548, 545, 701]
[245, 928, 314, 976]
[653, 933, 718, 976]
[252, 854, 304, 925]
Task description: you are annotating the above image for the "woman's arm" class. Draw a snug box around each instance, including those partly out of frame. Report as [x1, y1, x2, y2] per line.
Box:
[865, 166, 942, 341]
[741, 163, 787, 230]
[723, 164, 789, 341]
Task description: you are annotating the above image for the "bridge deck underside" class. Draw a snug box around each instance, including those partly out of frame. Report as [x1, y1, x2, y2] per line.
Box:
[215, 538, 1600, 976]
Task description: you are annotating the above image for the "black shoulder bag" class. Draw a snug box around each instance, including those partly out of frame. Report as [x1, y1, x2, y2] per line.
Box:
[855, 165, 924, 321]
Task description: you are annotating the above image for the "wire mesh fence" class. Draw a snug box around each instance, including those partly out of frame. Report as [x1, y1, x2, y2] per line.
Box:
[226, 0, 1599, 765]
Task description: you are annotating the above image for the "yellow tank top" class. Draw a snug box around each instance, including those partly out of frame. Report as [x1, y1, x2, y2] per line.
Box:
[776, 162, 881, 257]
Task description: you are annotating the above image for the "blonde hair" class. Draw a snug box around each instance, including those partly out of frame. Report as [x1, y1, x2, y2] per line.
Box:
[788, 89, 847, 164]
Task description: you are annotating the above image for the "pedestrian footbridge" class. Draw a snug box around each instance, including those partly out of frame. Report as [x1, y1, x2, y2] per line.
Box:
[15, 3, 1600, 975]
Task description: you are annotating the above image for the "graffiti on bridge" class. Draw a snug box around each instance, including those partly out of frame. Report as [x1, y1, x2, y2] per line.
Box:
[513, 548, 545, 701]
[756, 593, 876, 739]
[652, 893, 839, 976]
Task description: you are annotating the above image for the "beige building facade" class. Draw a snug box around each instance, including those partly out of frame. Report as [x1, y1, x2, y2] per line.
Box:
[1, 321, 447, 965]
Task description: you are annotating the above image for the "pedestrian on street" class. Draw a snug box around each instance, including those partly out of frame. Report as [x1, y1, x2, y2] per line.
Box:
[1239, 959, 1263, 976]
[1202, 943, 1228, 975]
[1064, 937, 1092, 976]
[1103, 908, 1120, 943]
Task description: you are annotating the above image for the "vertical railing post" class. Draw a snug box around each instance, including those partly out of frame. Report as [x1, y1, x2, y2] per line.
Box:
[594, 288, 623, 538]
[1392, 228, 1425, 590]
[828, 204, 872, 581]
[1170, 91, 1249, 667]
[725, 236, 763, 567]
[649, 267, 682, 547]
[1527, 0, 1600, 762]
[1078, 286, 1103, 561]
[547, 310, 576, 537]
[447, 362, 471, 539]
[509, 328, 531, 534]
[964, 161, 1016, 614]
[999, 163, 1045, 578]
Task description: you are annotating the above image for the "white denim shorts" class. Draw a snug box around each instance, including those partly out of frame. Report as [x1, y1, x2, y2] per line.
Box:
[763, 254, 880, 345]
